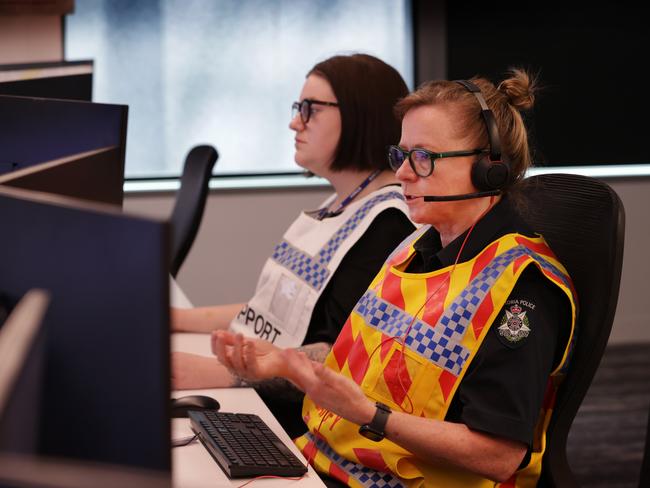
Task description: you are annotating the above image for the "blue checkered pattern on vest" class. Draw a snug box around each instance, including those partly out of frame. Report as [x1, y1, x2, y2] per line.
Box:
[435, 245, 573, 343]
[305, 433, 405, 488]
[434, 246, 524, 343]
[518, 246, 576, 373]
[355, 290, 470, 376]
[355, 244, 566, 375]
[271, 192, 404, 290]
[520, 246, 573, 291]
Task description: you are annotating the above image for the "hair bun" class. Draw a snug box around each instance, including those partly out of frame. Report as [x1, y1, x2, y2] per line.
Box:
[497, 68, 537, 111]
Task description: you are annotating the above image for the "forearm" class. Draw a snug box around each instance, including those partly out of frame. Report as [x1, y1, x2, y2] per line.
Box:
[382, 412, 526, 482]
[171, 352, 237, 389]
[281, 346, 526, 481]
[171, 303, 245, 333]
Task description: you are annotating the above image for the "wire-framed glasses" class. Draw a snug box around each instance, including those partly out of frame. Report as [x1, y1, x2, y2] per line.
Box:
[291, 99, 339, 124]
[387, 145, 488, 177]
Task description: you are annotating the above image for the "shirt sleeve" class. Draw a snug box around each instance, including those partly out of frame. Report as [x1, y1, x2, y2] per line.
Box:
[445, 265, 571, 447]
[303, 208, 415, 345]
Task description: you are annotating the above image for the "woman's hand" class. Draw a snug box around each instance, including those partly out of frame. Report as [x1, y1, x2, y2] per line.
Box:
[210, 331, 374, 425]
[283, 349, 375, 426]
[211, 331, 290, 383]
[171, 351, 236, 389]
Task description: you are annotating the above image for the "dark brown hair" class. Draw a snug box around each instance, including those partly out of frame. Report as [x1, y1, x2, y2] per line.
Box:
[394, 68, 538, 191]
[309, 53, 409, 172]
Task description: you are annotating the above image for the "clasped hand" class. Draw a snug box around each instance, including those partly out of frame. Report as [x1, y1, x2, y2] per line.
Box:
[212, 331, 374, 426]
[211, 330, 290, 383]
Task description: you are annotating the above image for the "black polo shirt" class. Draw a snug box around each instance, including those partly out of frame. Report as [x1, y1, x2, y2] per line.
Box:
[405, 196, 571, 448]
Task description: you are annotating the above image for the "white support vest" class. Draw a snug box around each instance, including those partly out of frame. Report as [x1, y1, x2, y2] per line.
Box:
[229, 186, 410, 347]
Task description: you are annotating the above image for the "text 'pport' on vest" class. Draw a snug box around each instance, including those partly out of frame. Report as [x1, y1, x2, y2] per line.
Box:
[237, 305, 282, 343]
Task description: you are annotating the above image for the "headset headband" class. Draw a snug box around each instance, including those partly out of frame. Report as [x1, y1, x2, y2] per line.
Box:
[455, 79, 502, 162]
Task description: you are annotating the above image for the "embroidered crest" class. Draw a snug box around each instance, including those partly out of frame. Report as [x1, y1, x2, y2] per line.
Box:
[498, 303, 531, 343]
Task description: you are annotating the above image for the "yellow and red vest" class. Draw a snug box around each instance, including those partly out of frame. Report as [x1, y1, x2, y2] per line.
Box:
[295, 228, 577, 488]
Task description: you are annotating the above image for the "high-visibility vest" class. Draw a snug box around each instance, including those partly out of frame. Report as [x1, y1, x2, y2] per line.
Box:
[295, 229, 577, 488]
[229, 186, 409, 347]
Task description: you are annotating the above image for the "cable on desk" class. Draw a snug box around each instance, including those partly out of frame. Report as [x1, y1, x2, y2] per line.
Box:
[171, 432, 199, 447]
[236, 473, 307, 488]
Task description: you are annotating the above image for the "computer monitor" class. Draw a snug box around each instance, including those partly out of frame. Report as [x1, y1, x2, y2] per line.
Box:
[0, 147, 123, 206]
[0, 453, 171, 488]
[0, 95, 127, 188]
[0, 60, 93, 101]
[0, 290, 50, 456]
[0, 185, 171, 472]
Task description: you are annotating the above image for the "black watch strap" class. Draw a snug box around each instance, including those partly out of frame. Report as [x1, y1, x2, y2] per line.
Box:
[358, 402, 391, 442]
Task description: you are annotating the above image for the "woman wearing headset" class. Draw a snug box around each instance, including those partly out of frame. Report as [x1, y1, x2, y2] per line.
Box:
[172, 53, 415, 438]
[214, 69, 578, 487]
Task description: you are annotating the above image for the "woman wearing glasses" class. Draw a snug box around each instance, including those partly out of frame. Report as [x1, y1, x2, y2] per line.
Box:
[215, 69, 577, 487]
[172, 53, 415, 437]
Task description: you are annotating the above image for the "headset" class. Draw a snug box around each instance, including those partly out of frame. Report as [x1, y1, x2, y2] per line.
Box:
[455, 79, 510, 192]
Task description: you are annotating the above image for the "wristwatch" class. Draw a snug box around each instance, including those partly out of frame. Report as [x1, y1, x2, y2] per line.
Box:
[358, 402, 391, 442]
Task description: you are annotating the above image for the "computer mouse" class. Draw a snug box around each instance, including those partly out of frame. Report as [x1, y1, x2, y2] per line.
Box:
[171, 395, 220, 418]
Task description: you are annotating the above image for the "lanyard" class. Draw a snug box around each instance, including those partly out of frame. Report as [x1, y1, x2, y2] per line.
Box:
[316, 169, 382, 220]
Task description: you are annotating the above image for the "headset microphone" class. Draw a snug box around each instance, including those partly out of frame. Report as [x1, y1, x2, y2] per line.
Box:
[422, 189, 501, 202]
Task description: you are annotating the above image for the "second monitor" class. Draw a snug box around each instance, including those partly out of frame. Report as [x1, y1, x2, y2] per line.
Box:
[0, 94, 128, 201]
[0, 147, 124, 207]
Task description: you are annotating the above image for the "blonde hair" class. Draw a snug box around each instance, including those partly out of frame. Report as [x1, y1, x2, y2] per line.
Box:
[395, 68, 539, 190]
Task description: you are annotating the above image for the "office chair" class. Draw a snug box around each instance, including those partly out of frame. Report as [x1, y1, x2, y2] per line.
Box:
[169, 145, 218, 278]
[639, 406, 650, 488]
[519, 173, 625, 487]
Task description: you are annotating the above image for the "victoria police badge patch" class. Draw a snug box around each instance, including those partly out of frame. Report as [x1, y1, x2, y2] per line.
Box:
[497, 302, 531, 347]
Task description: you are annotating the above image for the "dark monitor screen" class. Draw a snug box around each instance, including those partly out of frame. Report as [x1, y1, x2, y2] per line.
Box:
[0, 147, 124, 207]
[0, 60, 93, 102]
[0, 186, 171, 472]
[0, 290, 49, 457]
[0, 453, 171, 488]
[0, 95, 127, 185]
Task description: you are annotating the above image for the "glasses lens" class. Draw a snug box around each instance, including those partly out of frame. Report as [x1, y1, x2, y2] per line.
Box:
[300, 101, 311, 123]
[291, 102, 300, 121]
[411, 150, 433, 176]
[387, 146, 405, 172]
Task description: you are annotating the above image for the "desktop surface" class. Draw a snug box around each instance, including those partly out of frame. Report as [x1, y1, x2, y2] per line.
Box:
[171, 332, 325, 487]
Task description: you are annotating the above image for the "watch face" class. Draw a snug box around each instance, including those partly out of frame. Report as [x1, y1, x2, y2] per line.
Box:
[359, 425, 383, 442]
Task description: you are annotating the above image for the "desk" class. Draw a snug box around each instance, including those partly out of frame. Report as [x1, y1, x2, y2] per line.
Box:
[171, 333, 326, 488]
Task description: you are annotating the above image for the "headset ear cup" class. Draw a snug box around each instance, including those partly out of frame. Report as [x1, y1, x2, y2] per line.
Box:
[471, 157, 510, 191]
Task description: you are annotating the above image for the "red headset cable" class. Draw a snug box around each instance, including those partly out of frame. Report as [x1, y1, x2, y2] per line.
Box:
[367, 196, 495, 414]
[240, 198, 496, 487]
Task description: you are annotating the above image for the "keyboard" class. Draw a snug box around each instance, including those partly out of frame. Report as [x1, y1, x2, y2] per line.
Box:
[188, 410, 308, 478]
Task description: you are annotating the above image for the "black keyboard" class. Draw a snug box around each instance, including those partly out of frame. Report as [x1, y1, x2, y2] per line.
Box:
[188, 410, 308, 478]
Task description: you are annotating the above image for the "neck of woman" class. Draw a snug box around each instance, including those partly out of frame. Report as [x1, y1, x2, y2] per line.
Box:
[326, 168, 397, 209]
[436, 195, 500, 248]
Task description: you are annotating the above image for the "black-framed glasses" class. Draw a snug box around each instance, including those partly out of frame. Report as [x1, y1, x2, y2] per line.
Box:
[291, 99, 339, 124]
[387, 145, 488, 177]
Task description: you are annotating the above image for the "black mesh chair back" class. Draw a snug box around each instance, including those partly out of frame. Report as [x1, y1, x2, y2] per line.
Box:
[169, 145, 218, 277]
[639, 406, 650, 488]
[519, 173, 625, 487]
